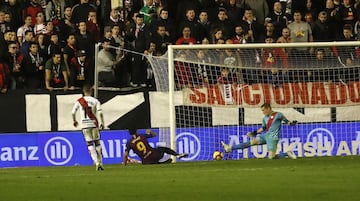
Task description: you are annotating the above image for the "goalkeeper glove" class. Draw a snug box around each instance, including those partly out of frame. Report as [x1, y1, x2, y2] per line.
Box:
[288, 120, 298, 126]
[246, 130, 258, 137]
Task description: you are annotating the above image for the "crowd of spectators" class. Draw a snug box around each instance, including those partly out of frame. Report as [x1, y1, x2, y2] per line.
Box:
[0, 0, 360, 93]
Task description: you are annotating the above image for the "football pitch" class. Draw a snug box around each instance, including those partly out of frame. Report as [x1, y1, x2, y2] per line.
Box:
[1, 156, 359, 201]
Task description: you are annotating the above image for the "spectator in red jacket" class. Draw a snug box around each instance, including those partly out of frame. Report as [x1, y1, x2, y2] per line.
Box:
[0, 62, 10, 93]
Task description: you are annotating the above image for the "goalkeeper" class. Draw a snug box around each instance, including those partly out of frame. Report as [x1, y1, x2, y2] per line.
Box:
[221, 103, 297, 159]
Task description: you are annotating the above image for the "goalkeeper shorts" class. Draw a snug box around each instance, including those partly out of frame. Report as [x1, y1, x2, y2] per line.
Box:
[259, 133, 279, 152]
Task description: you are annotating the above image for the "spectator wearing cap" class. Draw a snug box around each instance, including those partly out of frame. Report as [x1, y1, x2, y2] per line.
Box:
[75, 21, 95, 83]
[69, 49, 91, 89]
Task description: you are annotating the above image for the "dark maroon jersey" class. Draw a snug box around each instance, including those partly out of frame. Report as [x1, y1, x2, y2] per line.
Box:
[126, 134, 160, 164]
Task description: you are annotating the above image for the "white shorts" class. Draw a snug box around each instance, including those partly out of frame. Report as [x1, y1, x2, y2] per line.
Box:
[82, 127, 100, 142]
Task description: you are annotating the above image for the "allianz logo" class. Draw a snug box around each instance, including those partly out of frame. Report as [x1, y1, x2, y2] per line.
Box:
[176, 132, 201, 161]
[44, 137, 73, 165]
[0, 136, 73, 165]
[0, 145, 38, 161]
[306, 128, 335, 151]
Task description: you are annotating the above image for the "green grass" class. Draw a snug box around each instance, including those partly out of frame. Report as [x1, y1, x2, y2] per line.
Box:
[1, 156, 360, 201]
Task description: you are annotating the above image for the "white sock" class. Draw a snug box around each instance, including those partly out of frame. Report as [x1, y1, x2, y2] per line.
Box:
[88, 145, 99, 164]
[95, 145, 103, 164]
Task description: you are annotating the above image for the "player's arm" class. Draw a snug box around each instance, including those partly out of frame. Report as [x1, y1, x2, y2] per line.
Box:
[71, 103, 79, 127]
[99, 112, 104, 129]
[123, 150, 129, 166]
[282, 115, 297, 126]
[72, 113, 78, 127]
[97, 101, 105, 129]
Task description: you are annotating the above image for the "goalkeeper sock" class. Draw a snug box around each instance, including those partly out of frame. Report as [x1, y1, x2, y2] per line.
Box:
[232, 141, 252, 150]
[88, 145, 99, 164]
[274, 153, 288, 159]
[95, 145, 103, 164]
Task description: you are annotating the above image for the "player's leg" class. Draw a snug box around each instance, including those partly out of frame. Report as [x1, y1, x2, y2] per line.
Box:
[91, 128, 104, 170]
[221, 137, 262, 153]
[156, 146, 188, 159]
[269, 150, 296, 159]
[266, 137, 296, 159]
[83, 128, 99, 166]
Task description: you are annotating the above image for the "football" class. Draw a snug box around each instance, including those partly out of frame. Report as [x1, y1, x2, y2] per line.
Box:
[213, 151, 224, 160]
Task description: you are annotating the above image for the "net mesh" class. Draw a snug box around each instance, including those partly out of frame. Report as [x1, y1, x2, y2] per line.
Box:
[102, 42, 360, 161]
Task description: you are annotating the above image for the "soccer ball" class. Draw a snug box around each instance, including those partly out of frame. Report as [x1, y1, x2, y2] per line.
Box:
[213, 151, 224, 160]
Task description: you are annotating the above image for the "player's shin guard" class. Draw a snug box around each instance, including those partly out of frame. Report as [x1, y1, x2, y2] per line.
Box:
[88, 145, 99, 164]
[232, 141, 252, 150]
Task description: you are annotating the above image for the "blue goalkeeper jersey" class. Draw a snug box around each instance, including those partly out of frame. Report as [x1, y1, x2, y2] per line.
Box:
[262, 112, 286, 139]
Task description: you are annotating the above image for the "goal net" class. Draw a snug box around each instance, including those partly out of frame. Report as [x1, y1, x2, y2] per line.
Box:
[147, 41, 360, 161]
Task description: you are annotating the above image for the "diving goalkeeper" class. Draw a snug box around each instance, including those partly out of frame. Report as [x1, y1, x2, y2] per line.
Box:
[221, 103, 297, 159]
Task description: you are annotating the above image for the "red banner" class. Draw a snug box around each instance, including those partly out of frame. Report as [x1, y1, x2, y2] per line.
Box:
[183, 82, 360, 107]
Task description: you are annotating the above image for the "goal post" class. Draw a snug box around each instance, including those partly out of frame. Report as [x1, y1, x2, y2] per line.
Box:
[93, 41, 360, 161]
[164, 41, 360, 161]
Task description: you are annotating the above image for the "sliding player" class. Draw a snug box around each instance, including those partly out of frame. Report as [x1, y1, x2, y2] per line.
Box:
[72, 84, 105, 170]
[221, 103, 297, 159]
[123, 128, 188, 165]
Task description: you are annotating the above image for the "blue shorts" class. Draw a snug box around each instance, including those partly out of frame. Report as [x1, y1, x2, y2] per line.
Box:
[258, 133, 279, 152]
